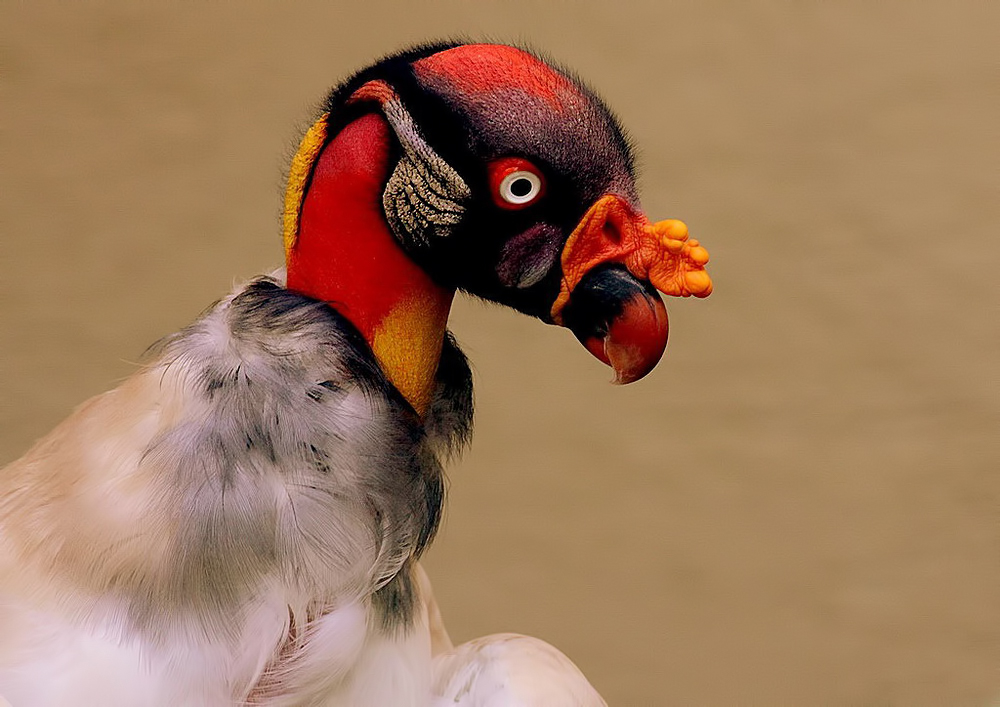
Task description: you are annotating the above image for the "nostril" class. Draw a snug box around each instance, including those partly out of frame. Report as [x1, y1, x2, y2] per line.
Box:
[601, 219, 622, 244]
[597, 203, 637, 245]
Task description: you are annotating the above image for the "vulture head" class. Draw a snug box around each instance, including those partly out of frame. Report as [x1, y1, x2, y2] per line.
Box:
[284, 42, 712, 412]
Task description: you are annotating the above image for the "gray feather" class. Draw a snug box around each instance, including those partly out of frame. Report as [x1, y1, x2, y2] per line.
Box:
[126, 276, 465, 635]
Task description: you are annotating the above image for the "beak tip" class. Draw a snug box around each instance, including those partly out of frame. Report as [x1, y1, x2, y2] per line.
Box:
[609, 369, 637, 386]
[603, 295, 669, 384]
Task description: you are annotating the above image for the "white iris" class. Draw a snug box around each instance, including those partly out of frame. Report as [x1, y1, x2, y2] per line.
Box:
[499, 170, 542, 205]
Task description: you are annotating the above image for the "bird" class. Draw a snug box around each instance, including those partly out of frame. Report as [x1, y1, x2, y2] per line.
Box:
[0, 42, 711, 706]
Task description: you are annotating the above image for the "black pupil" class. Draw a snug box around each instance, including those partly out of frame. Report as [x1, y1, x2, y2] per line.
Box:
[509, 177, 533, 198]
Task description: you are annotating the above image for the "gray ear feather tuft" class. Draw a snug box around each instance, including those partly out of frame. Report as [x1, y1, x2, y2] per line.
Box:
[381, 98, 470, 250]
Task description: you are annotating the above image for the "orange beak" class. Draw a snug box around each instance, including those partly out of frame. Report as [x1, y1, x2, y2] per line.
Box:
[553, 195, 712, 383]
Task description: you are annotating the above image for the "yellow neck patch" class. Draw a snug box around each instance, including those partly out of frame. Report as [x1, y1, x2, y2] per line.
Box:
[372, 289, 454, 416]
[283, 114, 329, 259]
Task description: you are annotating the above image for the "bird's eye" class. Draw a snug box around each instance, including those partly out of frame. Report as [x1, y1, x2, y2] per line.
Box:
[499, 171, 542, 204]
[488, 158, 546, 210]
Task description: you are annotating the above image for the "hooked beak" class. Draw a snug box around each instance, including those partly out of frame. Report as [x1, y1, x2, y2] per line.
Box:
[561, 265, 669, 384]
[552, 195, 712, 383]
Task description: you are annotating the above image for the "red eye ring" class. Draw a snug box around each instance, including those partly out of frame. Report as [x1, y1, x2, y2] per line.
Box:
[488, 157, 546, 210]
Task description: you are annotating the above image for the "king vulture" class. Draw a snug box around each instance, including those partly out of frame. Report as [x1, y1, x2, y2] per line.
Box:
[0, 42, 711, 706]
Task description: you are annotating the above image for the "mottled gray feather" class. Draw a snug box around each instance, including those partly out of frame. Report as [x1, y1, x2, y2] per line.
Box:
[127, 276, 470, 636]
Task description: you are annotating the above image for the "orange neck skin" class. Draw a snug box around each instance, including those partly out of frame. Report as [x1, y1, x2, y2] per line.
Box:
[286, 113, 454, 415]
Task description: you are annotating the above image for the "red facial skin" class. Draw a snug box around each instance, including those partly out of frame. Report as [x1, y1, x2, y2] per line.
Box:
[287, 113, 451, 344]
[286, 112, 454, 414]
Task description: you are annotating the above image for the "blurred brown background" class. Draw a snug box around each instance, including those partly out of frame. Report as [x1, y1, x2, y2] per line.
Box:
[2, 3, 997, 705]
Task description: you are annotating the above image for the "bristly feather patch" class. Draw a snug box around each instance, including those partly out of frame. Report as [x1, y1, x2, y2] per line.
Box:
[413, 45, 572, 110]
